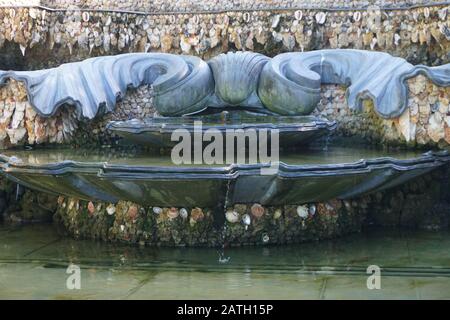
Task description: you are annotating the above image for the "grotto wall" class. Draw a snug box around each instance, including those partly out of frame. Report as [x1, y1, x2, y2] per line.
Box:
[0, 1, 449, 245]
[0, 4, 448, 70]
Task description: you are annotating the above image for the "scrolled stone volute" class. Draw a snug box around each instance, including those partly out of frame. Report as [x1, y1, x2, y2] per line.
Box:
[153, 55, 214, 116]
[0, 53, 214, 119]
[258, 53, 321, 115]
[0, 50, 448, 119]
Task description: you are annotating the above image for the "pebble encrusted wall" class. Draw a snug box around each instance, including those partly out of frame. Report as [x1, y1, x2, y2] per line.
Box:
[35, 1, 450, 12]
[314, 78, 450, 148]
[0, 80, 155, 148]
[51, 166, 450, 246]
[0, 4, 448, 70]
[0, 2, 449, 245]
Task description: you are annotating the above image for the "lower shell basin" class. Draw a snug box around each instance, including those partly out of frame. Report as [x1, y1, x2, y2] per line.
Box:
[106, 113, 337, 148]
[0, 146, 449, 207]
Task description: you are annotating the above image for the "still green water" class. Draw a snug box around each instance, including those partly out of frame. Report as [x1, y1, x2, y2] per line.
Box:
[0, 223, 449, 299]
[1, 145, 428, 167]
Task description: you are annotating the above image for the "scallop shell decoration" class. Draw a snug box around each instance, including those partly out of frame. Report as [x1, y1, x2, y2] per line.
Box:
[225, 210, 240, 223]
[0, 50, 448, 120]
[208, 51, 269, 109]
[315, 12, 327, 25]
[179, 208, 188, 219]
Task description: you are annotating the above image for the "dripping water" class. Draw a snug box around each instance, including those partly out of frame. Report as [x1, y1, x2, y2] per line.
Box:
[323, 131, 331, 151]
[217, 179, 232, 264]
[15, 184, 21, 201]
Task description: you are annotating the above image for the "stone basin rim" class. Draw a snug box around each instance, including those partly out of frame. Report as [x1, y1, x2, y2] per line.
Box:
[105, 117, 338, 133]
[0, 150, 448, 177]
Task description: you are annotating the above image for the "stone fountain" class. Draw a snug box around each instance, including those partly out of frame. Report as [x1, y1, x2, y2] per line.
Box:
[0, 49, 449, 246]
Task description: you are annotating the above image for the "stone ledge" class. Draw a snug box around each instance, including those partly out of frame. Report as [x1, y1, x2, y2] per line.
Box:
[1, 1, 448, 13]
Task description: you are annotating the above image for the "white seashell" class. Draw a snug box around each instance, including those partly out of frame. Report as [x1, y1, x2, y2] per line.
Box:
[243, 12, 251, 23]
[353, 12, 361, 22]
[297, 205, 309, 219]
[438, 8, 447, 21]
[271, 15, 280, 29]
[262, 233, 270, 243]
[120, 225, 125, 232]
[309, 204, 316, 216]
[343, 200, 351, 210]
[272, 31, 283, 43]
[370, 37, 377, 50]
[9, 8, 15, 18]
[423, 7, 430, 19]
[106, 204, 116, 215]
[152, 206, 162, 214]
[412, 11, 418, 22]
[242, 214, 251, 226]
[273, 208, 282, 219]
[136, 16, 144, 26]
[29, 8, 38, 19]
[82, 12, 90, 22]
[223, 14, 229, 25]
[394, 33, 401, 46]
[179, 208, 188, 219]
[225, 210, 239, 223]
[294, 10, 303, 21]
[315, 12, 327, 25]
[192, 15, 199, 24]
[19, 45, 26, 56]
[103, 33, 111, 51]
[105, 16, 112, 26]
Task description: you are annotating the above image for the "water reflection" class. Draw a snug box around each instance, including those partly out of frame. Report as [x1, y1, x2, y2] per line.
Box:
[0, 223, 449, 299]
[1, 145, 430, 167]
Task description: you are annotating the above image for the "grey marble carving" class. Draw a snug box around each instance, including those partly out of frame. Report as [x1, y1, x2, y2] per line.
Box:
[207, 51, 270, 112]
[259, 50, 450, 118]
[0, 53, 213, 118]
[0, 50, 448, 119]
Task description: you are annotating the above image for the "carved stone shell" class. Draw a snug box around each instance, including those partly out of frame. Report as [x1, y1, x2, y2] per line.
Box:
[208, 51, 269, 108]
